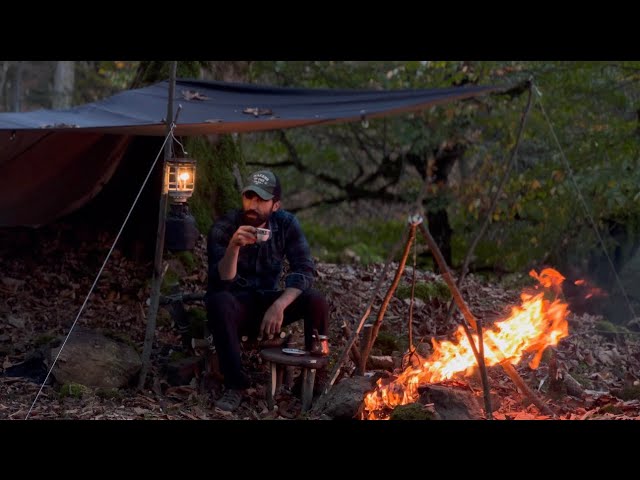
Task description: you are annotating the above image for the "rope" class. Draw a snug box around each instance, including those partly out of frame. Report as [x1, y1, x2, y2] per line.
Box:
[321, 145, 435, 396]
[402, 227, 420, 368]
[25, 126, 176, 420]
[534, 82, 638, 324]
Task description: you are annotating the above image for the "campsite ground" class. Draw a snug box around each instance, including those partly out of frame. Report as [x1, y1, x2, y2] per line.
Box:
[1, 226, 640, 421]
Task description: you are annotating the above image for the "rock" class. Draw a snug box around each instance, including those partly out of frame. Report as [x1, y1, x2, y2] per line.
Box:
[7, 315, 26, 329]
[49, 327, 142, 388]
[390, 403, 440, 420]
[417, 384, 483, 420]
[166, 356, 204, 386]
[312, 375, 376, 419]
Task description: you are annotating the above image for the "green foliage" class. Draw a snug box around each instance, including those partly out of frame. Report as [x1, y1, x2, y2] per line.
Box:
[157, 61, 640, 281]
[34, 333, 57, 347]
[187, 135, 244, 233]
[161, 268, 180, 295]
[176, 251, 196, 274]
[301, 219, 405, 265]
[618, 385, 640, 400]
[595, 319, 630, 341]
[74, 61, 140, 105]
[374, 331, 403, 355]
[186, 307, 208, 338]
[59, 383, 89, 399]
[396, 280, 451, 303]
[130, 61, 211, 88]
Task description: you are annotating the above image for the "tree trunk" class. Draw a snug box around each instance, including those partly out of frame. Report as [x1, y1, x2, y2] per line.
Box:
[12, 62, 23, 112]
[52, 61, 75, 109]
[0, 61, 10, 111]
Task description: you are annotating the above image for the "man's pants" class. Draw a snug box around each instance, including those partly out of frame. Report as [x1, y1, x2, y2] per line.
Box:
[205, 289, 329, 389]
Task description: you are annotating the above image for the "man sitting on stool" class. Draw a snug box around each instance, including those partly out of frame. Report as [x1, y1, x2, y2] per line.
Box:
[205, 169, 329, 412]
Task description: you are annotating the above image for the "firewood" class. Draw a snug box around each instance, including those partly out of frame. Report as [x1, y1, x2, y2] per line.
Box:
[367, 355, 394, 370]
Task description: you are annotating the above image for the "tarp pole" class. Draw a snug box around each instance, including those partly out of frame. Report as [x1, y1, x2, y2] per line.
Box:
[138, 61, 177, 390]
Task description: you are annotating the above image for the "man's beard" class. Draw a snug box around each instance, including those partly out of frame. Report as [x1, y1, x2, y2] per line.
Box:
[242, 209, 270, 228]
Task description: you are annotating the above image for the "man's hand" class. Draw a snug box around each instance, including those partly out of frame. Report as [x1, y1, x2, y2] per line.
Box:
[230, 226, 257, 248]
[260, 302, 284, 337]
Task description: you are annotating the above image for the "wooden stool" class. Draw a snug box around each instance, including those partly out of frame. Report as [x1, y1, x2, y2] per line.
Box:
[259, 348, 329, 412]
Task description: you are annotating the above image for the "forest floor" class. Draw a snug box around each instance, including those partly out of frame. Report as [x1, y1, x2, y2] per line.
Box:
[1, 226, 640, 421]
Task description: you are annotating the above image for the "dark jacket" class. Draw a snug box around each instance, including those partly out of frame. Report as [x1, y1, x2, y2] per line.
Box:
[207, 209, 315, 294]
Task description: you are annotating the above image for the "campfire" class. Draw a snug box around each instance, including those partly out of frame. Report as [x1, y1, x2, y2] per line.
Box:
[363, 268, 571, 419]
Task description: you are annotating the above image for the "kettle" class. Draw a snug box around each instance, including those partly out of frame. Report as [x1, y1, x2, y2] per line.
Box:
[310, 329, 329, 357]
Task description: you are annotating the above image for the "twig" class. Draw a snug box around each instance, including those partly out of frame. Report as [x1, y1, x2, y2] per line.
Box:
[320, 224, 412, 398]
[359, 224, 417, 374]
[341, 321, 361, 367]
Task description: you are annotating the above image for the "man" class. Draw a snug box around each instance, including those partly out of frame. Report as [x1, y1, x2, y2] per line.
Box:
[205, 169, 329, 412]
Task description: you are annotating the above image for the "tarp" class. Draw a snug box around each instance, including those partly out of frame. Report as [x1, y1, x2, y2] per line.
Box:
[0, 78, 502, 227]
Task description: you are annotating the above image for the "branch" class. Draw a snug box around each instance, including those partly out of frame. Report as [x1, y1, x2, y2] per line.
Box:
[359, 224, 417, 375]
[320, 224, 413, 399]
[245, 160, 294, 168]
[277, 130, 344, 189]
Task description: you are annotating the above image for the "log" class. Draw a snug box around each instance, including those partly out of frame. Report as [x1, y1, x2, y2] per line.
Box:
[367, 355, 394, 371]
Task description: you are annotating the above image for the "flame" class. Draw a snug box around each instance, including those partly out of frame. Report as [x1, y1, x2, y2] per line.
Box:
[573, 278, 607, 300]
[363, 268, 570, 420]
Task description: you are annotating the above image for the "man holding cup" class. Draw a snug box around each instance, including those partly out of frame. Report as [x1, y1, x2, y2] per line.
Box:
[205, 169, 329, 412]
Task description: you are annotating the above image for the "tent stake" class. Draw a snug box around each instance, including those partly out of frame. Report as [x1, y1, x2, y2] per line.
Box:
[138, 61, 178, 390]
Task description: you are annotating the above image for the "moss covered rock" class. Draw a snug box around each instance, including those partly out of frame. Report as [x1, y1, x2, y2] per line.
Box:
[390, 403, 439, 420]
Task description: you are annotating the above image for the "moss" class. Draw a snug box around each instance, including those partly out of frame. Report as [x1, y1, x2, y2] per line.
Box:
[599, 403, 623, 415]
[95, 388, 123, 400]
[374, 331, 401, 355]
[176, 251, 197, 273]
[595, 319, 629, 341]
[390, 403, 438, 420]
[186, 307, 208, 338]
[619, 385, 640, 400]
[169, 350, 189, 362]
[60, 383, 90, 399]
[187, 135, 244, 234]
[396, 280, 451, 303]
[101, 329, 139, 352]
[34, 333, 57, 347]
[161, 268, 180, 295]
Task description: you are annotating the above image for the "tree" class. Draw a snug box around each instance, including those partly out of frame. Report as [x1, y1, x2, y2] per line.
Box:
[52, 61, 75, 109]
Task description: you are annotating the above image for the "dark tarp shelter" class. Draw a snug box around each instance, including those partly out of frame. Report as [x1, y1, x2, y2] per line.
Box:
[0, 79, 501, 227]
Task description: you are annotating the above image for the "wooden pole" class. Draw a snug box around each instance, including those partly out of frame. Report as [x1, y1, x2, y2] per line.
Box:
[417, 222, 556, 418]
[138, 61, 177, 390]
[359, 224, 416, 375]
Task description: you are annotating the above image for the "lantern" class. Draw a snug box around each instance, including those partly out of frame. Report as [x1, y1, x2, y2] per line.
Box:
[164, 156, 199, 251]
[166, 157, 196, 203]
